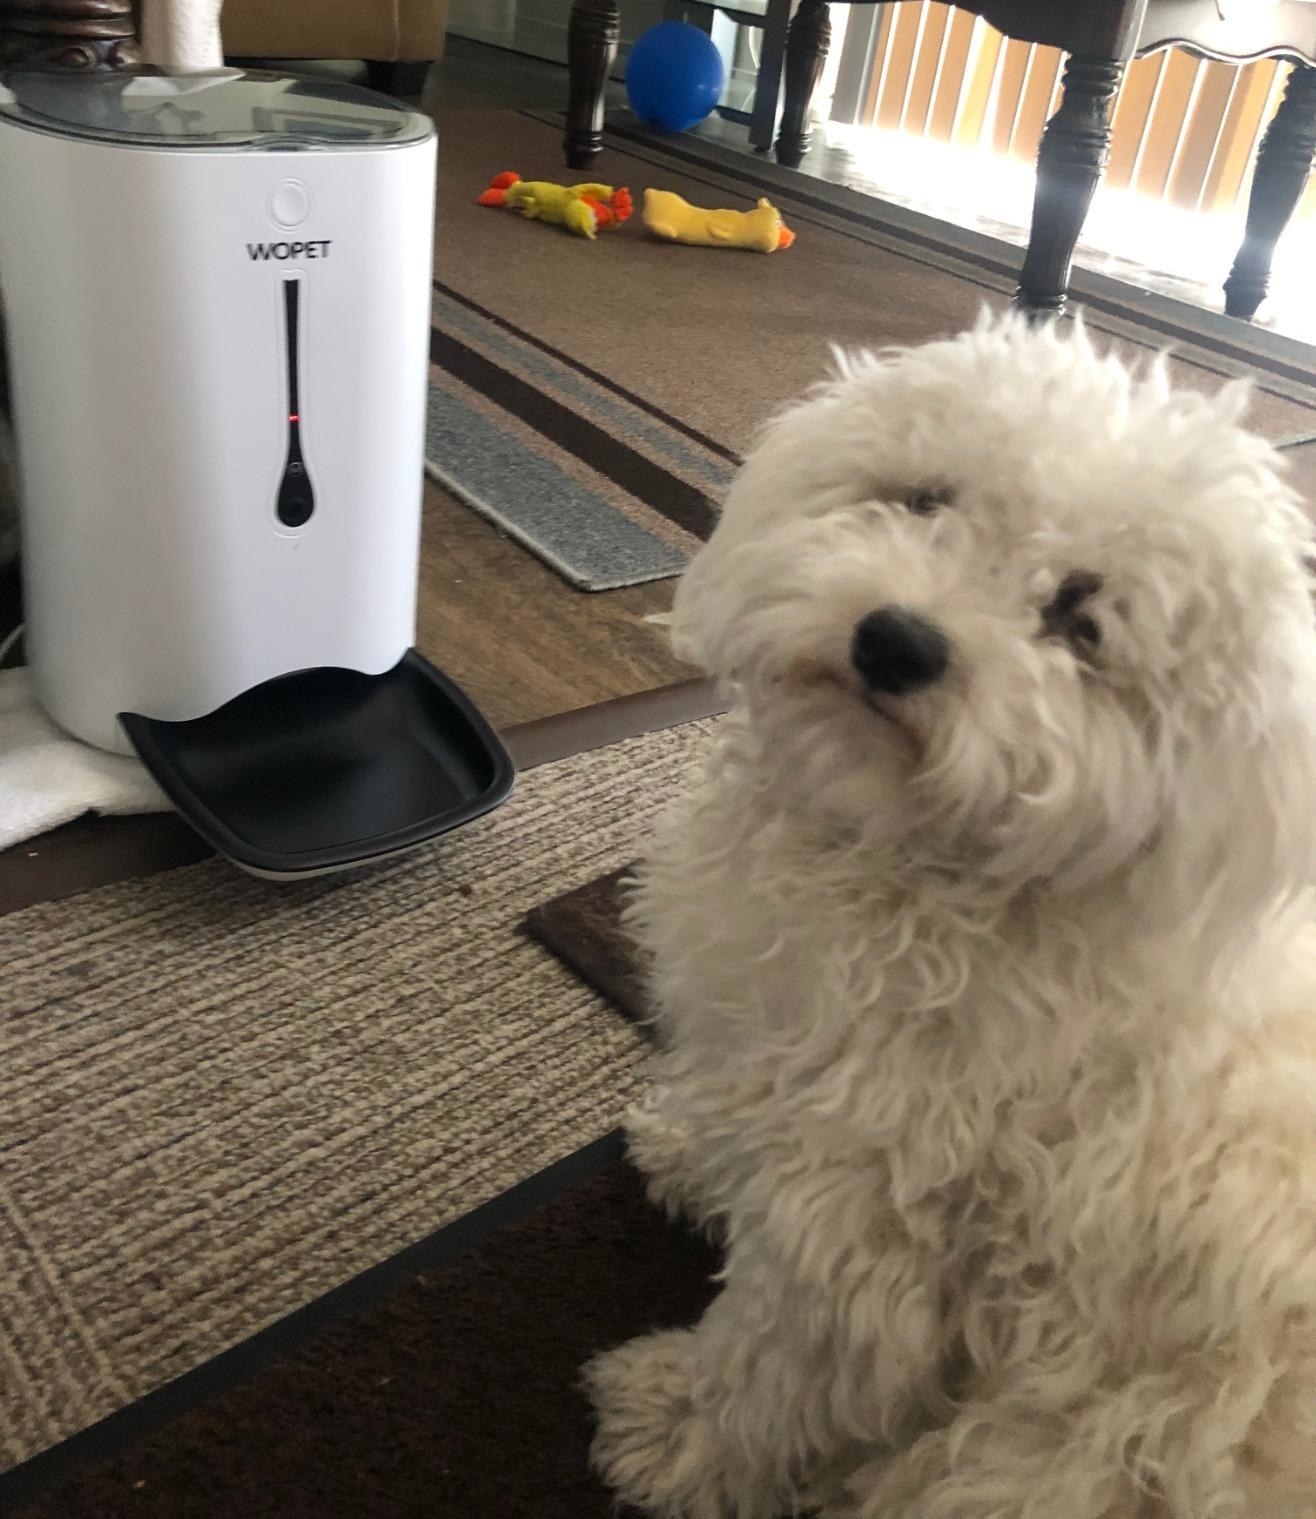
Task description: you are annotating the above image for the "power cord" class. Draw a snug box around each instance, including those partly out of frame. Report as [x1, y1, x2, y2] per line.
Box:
[0, 620, 24, 667]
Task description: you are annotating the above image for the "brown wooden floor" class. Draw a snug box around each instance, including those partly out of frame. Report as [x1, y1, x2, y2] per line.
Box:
[416, 480, 689, 729]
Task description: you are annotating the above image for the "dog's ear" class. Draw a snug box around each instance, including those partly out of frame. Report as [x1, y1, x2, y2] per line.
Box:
[1132, 705, 1316, 971]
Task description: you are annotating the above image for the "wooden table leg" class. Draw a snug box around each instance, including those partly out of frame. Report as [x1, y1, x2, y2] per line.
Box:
[1015, 54, 1123, 319]
[1224, 63, 1316, 322]
[565, 0, 620, 171]
[750, 0, 793, 153]
[774, 0, 831, 169]
[0, 0, 141, 70]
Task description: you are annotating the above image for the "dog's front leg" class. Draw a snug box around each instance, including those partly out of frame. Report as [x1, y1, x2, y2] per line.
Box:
[586, 1240, 937, 1519]
[835, 1393, 1173, 1519]
[624, 1083, 724, 1237]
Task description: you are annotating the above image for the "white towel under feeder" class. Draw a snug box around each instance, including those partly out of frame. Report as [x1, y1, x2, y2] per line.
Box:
[0, 667, 167, 852]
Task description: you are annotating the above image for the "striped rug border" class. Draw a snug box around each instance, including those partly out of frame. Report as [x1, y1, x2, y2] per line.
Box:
[427, 285, 736, 590]
[425, 371, 692, 591]
[434, 280, 740, 467]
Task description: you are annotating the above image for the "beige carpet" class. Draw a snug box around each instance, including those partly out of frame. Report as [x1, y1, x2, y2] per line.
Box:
[0, 721, 713, 1473]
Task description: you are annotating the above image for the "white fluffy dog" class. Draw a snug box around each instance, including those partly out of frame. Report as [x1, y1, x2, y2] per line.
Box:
[586, 317, 1316, 1518]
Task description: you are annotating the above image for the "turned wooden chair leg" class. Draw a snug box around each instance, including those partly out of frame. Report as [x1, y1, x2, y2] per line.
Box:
[1016, 54, 1124, 320]
[775, 0, 831, 169]
[565, 0, 620, 170]
[0, 0, 141, 70]
[750, 0, 793, 153]
[1224, 63, 1316, 321]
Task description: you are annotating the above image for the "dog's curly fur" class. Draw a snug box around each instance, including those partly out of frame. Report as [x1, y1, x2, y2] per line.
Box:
[585, 317, 1316, 1518]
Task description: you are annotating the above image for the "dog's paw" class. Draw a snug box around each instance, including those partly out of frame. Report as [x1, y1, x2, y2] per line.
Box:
[585, 1330, 741, 1519]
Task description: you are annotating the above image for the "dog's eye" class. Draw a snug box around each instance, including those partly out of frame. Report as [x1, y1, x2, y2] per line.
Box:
[1068, 613, 1101, 649]
[1048, 571, 1103, 617]
[903, 486, 954, 516]
[1040, 571, 1104, 654]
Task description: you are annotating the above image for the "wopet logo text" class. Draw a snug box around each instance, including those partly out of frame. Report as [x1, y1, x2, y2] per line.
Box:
[246, 240, 333, 260]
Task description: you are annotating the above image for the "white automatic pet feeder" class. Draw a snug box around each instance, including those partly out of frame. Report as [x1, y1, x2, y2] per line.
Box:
[0, 68, 514, 877]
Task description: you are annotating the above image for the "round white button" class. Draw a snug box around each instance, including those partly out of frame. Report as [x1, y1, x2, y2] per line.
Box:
[269, 180, 312, 228]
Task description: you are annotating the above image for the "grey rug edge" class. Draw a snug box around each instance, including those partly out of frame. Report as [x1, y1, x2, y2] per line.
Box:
[423, 456, 684, 593]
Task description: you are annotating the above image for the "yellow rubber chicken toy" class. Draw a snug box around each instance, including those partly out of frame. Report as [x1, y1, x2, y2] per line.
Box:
[642, 189, 795, 253]
[477, 171, 634, 240]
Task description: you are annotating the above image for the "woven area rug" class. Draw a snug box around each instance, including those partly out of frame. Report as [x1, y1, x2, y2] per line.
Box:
[9, 1150, 718, 1519]
[0, 719, 713, 1476]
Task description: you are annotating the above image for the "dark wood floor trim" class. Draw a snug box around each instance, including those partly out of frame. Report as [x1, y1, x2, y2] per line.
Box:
[0, 677, 725, 918]
[0, 1130, 630, 1515]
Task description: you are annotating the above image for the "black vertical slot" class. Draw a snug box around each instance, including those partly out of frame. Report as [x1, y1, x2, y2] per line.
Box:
[276, 277, 315, 528]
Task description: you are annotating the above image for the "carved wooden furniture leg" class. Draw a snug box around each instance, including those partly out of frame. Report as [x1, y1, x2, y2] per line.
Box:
[775, 0, 830, 168]
[750, 0, 792, 153]
[1224, 63, 1316, 321]
[1016, 54, 1123, 320]
[565, 0, 619, 170]
[0, 0, 142, 71]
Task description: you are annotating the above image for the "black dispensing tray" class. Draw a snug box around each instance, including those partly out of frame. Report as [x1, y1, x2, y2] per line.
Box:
[119, 650, 516, 879]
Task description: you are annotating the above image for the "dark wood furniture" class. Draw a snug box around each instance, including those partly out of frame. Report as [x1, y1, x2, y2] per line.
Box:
[0, 6, 439, 88]
[366, 59, 432, 97]
[565, 0, 1316, 320]
[1223, 56, 1316, 318]
[0, 0, 141, 71]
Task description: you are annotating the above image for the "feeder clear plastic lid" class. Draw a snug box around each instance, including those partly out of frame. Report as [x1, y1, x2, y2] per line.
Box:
[0, 68, 433, 150]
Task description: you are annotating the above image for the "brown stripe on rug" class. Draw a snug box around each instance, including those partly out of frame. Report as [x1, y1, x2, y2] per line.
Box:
[429, 324, 719, 541]
[434, 279, 740, 467]
[0, 720, 714, 1474]
[430, 365, 698, 558]
[424, 363, 695, 591]
[425, 287, 727, 588]
[7, 1150, 717, 1519]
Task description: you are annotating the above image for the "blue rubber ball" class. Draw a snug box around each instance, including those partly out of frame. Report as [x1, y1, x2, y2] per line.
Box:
[625, 21, 725, 134]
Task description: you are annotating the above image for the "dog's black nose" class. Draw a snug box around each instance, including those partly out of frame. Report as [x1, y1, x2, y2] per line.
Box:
[851, 607, 950, 694]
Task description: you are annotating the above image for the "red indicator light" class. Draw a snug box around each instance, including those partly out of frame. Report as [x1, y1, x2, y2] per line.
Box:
[289, 413, 300, 423]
